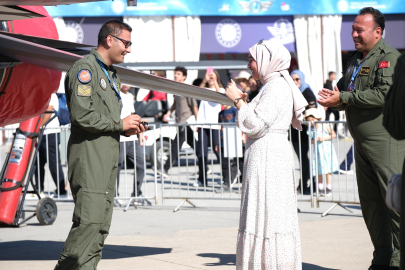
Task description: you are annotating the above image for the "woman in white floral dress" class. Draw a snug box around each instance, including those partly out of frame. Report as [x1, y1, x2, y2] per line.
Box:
[225, 40, 308, 269]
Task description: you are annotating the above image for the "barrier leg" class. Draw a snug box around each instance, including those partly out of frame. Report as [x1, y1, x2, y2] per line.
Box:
[321, 203, 353, 217]
[124, 199, 137, 211]
[173, 199, 196, 212]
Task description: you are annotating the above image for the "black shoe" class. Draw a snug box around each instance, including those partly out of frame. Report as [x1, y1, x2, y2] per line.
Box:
[296, 184, 310, 195]
[55, 189, 67, 196]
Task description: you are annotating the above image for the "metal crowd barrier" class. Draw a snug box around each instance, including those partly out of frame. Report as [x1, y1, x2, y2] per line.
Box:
[0, 120, 357, 216]
[0, 125, 160, 211]
[159, 123, 243, 212]
[310, 121, 358, 217]
[158, 121, 357, 215]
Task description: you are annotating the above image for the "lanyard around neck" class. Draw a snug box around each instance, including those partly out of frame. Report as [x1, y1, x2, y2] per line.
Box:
[350, 60, 366, 82]
[94, 56, 121, 101]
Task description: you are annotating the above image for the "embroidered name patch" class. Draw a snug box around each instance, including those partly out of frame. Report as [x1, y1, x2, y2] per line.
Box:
[359, 66, 370, 75]
[78, 69, 92, 83]
[78, 85, 91, 96]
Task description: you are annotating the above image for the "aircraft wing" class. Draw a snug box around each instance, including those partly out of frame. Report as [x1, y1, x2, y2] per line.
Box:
[0, 33, 233, 106]
[0, 5, 45, 21]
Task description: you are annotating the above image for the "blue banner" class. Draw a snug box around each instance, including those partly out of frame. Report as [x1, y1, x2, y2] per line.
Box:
[45, 0, 405, 17]
[201, 16, 296, 53]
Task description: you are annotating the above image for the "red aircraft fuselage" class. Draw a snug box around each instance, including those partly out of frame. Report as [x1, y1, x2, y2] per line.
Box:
[0, 6, 62, 127]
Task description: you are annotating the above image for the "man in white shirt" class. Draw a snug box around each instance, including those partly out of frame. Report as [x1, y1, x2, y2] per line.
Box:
[116, 85, 145, 203]
[34, 93, 67, 197]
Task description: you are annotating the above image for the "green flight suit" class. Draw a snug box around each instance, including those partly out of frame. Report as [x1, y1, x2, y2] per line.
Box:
[383, 52, 405, 270]
[55, 48, 124, 270]
[335, 38, 405, 267]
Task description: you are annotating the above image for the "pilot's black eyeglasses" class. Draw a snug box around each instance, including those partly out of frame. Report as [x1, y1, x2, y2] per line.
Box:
[111, 35, 132, 48]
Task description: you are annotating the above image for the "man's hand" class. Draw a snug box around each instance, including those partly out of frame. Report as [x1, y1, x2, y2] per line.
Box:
[122, 114, 141, 131]
[163, 111, 171, 122]
[124, 121, 148, 136]
[317, 86, 341, 107]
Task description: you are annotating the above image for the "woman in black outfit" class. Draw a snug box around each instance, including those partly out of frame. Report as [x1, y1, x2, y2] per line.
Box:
[290, 70, 317, 195]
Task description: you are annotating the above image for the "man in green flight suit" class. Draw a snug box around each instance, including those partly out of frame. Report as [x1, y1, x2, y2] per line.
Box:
[383, 52, 405, 270]
[54, 20, 148, 270]
[318, 7, 405, 270]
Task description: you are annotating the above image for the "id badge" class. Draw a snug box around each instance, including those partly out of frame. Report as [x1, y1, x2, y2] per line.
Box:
[347, 82, 355, 92]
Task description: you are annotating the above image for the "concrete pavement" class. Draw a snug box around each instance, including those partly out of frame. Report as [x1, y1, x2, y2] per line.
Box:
[0, 198, 372, 270]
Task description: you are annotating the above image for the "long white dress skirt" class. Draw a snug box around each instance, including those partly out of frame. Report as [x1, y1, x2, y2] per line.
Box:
[235, 76, 302, 269]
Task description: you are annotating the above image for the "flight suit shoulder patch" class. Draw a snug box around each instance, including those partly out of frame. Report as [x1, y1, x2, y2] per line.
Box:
[78, 85, 92, 97]
[379, 61, 390, 68]
[78, 69, 92, 83]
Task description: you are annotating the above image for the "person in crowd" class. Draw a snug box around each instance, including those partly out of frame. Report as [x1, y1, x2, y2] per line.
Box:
[192, 78, 203, 107]
[55, 20, 147, 269]
[194, 69, 224, 187]
[215, 103, 238, 192]
[318, 8, 404, 270]
[143, 70, 169, 114]
[324, 71, 340, 133]
[116, 84, 145, 206]
[234, 71, 251, 92]
[246, 76, 262, 103]
[160, 67, 198, 178]
[382, 51, 405, 270]
[338, 146, 354, 174]
[305, 108, 338, 196]
[290, 70, 317, 195]
[34, 93, 67, 197]
[225, 39, 307, 269]
[142, 70, 167, 101]
[234, 77, 250, 92]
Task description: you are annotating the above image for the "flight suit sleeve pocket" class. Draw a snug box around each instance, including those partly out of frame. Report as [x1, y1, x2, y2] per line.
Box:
[78, 188, 107, 225]
[378, 67, 394, 86]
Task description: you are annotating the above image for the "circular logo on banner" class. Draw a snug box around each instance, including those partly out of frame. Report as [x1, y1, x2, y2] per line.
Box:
[65, 21, 84, 43]
[215, 18, 242, 48]
[100, 77, 107, 90]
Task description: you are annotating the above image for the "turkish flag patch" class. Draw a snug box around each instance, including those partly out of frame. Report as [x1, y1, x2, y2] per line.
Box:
[379, 61, 390, 68]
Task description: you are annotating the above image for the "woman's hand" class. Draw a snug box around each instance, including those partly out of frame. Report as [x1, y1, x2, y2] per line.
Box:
[225, 80, 243, 101]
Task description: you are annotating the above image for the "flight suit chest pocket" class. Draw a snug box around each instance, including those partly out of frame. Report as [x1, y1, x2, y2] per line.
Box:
[76, 188, 108, 225]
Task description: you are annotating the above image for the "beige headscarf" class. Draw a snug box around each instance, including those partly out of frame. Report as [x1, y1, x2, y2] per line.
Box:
[249, 40, 308, 131]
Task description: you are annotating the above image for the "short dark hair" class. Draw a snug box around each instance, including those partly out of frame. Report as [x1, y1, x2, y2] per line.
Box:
[359, 7, 385, 32]
[192, 78, 203, 86]
[98, 20, 132, 46]
[328, 71, 336, 76]
[174, 66, 187, 77]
